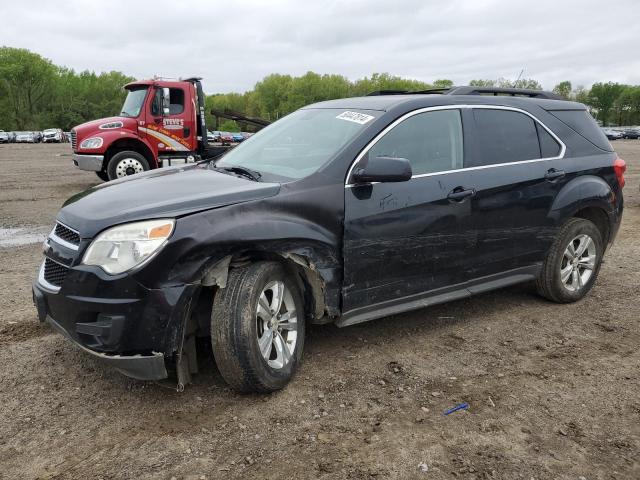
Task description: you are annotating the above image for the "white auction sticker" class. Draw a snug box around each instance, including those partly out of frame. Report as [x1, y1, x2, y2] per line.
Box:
[336, 111, 375, 125]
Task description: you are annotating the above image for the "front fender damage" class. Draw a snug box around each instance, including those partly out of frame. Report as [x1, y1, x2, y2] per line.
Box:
[171, 246, 340, 390]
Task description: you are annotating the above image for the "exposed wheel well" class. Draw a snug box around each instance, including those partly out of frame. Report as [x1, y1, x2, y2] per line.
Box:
[196, 251, 328, 330]
[573, 207, 610, 244]
[104, 139, 156, 169]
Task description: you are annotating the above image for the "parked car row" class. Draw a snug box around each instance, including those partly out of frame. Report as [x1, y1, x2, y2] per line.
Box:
[0, 128, 71, 144]
[207, 130, 253, 144]
[602, 127, 640, 140]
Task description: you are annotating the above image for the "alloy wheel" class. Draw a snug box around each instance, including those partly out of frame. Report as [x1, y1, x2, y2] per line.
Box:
[256, 280, 298, 369]
[560, 234, 596, 292]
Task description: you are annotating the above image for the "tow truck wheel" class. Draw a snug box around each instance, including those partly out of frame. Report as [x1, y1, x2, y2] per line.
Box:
[211, 261, 305, 393]
[107, 151, 149, 181]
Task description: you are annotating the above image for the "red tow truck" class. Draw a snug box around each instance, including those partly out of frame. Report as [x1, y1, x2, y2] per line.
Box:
[71, 77, 223, 181]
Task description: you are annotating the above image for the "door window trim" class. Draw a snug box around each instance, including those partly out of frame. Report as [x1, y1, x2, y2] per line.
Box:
[345, 104, 566, 187]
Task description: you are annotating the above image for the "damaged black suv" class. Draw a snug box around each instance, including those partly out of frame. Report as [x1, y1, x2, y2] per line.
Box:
[33, 86, 625, 392]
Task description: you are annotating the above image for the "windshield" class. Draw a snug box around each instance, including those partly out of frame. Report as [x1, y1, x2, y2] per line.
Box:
[215, 108, 380, 180]
[120, 87, 148, 117]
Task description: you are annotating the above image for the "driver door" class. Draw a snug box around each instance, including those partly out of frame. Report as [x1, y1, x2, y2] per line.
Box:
[342, 108, 474, 320]
[145, 86, 192, 153]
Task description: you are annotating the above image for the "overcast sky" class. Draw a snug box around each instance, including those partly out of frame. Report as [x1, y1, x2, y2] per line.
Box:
[2, 0, 639, 94]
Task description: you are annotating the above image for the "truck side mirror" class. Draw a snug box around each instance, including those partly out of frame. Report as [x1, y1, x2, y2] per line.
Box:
[162, 87, 171, 115]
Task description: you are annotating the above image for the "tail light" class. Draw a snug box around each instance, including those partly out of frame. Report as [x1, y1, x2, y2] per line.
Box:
[613, 157, 626, 189]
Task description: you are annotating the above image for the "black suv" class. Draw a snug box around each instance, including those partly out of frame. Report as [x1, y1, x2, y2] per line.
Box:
[33, 86, 626, 392]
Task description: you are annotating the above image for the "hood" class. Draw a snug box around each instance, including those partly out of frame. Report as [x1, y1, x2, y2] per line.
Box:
[73, 116, 138, 138]
[57, 165, 280, 238]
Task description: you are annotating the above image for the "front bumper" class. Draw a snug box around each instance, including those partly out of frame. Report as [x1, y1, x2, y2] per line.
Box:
[73, 153, 104, 172]
[32, 262, 198, 381]
[45, 312, 167, 380]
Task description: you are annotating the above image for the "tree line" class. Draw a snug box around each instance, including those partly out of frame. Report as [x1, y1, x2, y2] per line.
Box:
[1, 47, 639, 132]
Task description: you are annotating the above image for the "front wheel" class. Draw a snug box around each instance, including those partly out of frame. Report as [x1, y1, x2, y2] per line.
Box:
[536, 218, 604, 303]
[106, 150, 150, 181]
[211, 261, 305, 393]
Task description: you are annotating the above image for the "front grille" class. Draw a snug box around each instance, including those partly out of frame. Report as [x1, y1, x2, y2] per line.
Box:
[43, 258, 69, 287]
[70, 130, 77, 149]
[54, 222, 80, 246]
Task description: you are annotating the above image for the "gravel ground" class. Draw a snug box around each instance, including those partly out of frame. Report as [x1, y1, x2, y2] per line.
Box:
[0, 143, 638, 480]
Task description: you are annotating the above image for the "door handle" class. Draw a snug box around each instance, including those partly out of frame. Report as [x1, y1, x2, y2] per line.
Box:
[447, 187, 476, 202]
[545, 168, 566, 181]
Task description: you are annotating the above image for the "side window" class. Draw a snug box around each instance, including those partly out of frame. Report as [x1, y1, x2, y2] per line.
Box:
[168, 88, 185, 115]
[368, 109, 463, 175]
[536, 123, 561, 158]
[469, 109, 540, 167]
[150, 88, 185, 116]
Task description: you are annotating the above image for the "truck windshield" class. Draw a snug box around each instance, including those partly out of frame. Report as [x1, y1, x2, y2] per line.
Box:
[120, 87, 148, 117]
[215, 108, 380, 180]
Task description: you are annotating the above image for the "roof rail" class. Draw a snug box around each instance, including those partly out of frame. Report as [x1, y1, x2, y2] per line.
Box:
[366, 89, 411, 96]
[446, 86, 562, 100]
[366, 86, 562, 100]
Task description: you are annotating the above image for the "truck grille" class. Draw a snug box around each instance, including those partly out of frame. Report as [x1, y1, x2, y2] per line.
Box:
[70, 130, 77, 149]
[43, 258, 69, 287]
[54, 222, 81, 246]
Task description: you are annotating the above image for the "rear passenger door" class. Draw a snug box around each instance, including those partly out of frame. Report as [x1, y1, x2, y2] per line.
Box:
[462, 107, 564, 279]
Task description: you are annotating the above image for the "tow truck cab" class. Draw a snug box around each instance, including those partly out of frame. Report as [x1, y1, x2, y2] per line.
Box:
[71, 78, 209, 181]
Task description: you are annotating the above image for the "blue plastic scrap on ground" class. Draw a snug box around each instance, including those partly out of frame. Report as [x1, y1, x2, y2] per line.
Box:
[443, 402, 470, 416]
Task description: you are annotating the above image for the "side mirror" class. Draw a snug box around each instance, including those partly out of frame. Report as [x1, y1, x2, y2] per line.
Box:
[162, 87, 171, 115]
[352, 156, 412, 184]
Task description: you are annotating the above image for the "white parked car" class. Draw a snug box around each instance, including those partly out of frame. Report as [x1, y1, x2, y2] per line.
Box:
[15, 131, 38, 143]
[42, 128, 63, 143]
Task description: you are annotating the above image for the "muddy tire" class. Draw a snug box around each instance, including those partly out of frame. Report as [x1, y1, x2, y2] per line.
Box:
[106, 151, 149, 181]
[536, 218, 604, 303]
[211, 261, 305, 393]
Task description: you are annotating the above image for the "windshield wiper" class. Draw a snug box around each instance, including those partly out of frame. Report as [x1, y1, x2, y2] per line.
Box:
[217, 165, 262, 182]
[120, 111, 131, 117]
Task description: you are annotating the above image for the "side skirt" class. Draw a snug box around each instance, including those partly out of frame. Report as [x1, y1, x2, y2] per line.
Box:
[336, 265, 541, 328]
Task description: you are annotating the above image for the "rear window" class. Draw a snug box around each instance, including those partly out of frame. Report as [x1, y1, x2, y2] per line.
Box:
[548, 110, 613, 152]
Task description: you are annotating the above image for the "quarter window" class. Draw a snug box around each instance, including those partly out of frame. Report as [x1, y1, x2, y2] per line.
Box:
[368, 109, 464, 176]
[536, 123, 561, 158]
[469, 109, 541, 167]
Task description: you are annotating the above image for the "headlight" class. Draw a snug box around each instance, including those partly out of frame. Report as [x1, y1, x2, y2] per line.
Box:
[82, 219, 175, 274]
[80, 137, 103, 149]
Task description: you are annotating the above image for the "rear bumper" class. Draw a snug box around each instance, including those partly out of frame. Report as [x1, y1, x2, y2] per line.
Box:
[45, 313, 168, 381]
[73, 153, 104, 172]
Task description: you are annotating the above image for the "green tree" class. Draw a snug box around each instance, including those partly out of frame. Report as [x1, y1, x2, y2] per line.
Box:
[614, 86, 640, 126]
[432, 79, 453, 88]
[588, 82, 626, 126]
[553, 81, 572, 99]
[469, 79, 496, 87]
[0, 47, 57, 129]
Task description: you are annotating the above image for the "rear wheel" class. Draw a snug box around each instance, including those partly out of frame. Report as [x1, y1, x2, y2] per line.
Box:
[211, 261, 305, 393]
[106, 150, 149, 181]
[536, 218, 604, 303]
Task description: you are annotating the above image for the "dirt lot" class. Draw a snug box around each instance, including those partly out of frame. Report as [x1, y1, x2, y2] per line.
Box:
[0, 143, 638, 480]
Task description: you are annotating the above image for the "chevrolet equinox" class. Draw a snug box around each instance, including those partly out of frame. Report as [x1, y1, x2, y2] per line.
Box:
[33, 86, 625, 392]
